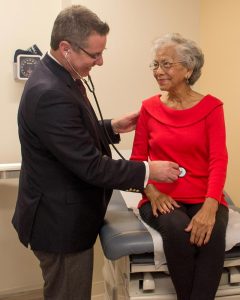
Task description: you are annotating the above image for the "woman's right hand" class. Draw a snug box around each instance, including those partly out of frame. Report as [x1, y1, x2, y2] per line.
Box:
[144, 184, 180, 217]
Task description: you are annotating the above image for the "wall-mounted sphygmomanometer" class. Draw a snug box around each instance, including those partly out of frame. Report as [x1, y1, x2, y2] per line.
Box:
[13, 44, 43, 81]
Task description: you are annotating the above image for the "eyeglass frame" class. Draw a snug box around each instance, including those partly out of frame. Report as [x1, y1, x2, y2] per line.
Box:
[149, 60, 184, 71]
[77, 46, 103, 60]
[66, 40, 103, 60]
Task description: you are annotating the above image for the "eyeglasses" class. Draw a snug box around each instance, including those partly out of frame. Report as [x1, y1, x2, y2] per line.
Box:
[66, 40, 103, 60]
[149, 60, 183, 71]
[77, 46, 103, 60]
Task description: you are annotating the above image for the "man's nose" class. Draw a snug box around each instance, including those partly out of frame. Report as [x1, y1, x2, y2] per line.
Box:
[95, 55, 103, 66]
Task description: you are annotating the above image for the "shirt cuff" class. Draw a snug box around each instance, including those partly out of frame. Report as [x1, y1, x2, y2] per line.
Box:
[143, 161, 149, 188]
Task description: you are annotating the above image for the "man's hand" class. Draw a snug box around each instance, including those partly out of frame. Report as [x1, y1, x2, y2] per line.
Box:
[149, 161, 180, 183]
[144, 184, 180, 217]
[111, 111, 139, 134]
[185, 197, 219, 246]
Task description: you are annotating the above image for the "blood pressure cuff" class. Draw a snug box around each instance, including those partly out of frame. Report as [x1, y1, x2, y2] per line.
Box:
[14, 44, 42, 62]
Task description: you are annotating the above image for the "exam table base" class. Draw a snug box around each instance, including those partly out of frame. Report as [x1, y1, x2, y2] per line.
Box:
[103, 256, 240, 300]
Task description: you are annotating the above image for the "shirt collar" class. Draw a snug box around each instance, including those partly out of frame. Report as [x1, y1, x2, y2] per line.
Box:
[48, 51, 62, 66]
[47, 50, 79, 81]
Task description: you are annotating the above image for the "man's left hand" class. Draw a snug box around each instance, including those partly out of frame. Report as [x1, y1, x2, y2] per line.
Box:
[111, 111, 139, 133]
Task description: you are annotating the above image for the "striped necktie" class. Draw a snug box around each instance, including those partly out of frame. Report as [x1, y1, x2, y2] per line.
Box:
[75, 79, 90, 105]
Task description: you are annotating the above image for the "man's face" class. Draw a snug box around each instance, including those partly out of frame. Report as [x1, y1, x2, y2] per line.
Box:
[66, 33, 107, 78]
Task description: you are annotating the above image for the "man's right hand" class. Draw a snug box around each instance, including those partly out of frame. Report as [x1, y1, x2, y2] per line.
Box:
[149, 161, 180, 183]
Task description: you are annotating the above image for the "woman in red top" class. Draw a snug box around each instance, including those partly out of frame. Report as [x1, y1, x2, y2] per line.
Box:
[130, 33, 229, 300]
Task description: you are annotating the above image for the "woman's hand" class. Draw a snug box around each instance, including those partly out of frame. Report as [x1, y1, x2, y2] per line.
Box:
[144, 184, 180, 217]
[185, 197, 219, 246]
[111, 111, 139, 133]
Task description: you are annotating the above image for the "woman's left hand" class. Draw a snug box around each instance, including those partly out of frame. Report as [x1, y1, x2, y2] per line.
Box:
[185, 197, 219, 246]
[111, 111, 139, 133]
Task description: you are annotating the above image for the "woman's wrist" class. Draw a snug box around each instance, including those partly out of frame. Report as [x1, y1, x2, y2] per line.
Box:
[204, 197, 219, 212]
[144, 184, 163, 199]
[144, 184, 155, 196]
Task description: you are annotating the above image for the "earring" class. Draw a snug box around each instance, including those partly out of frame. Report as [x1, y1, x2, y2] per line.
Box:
[185, 76, 189, 85]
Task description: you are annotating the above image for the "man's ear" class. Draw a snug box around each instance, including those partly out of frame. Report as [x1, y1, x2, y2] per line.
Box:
[59, 41, 71, 57]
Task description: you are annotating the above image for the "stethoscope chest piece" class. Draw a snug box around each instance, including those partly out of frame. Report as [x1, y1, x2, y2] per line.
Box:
[179, 167, 187, 178]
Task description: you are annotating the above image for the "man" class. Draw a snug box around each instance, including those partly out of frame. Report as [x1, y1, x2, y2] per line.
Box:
[12, 5, 179, 300]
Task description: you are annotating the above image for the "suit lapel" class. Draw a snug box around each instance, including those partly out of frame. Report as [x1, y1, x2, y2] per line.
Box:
[42, 54, 110, 155]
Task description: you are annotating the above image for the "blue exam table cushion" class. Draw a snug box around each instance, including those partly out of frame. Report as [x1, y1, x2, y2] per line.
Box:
[100, 190, 240, 261]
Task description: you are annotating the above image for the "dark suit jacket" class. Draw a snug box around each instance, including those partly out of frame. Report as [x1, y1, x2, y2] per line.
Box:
[12, 54, 145, 253]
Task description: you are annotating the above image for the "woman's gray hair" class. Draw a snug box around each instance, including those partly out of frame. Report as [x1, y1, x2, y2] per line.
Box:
[152, 33, 204, 85]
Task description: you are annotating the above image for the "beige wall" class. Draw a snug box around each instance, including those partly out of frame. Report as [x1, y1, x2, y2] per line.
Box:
[0, 0, 63, 295]
[73, 0, 201, 149]
[1, 0, 223, 296]
[200, 0, 240, 206]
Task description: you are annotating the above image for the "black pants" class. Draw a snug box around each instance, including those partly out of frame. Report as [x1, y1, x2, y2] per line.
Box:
[140, 202, 229, 300]
[33, 248, 93, 300]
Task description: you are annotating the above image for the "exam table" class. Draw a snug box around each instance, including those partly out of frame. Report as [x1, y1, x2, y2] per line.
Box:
[100, 190, 240, 300]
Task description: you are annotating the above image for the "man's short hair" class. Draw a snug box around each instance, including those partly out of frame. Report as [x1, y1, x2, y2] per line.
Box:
[50, 5, 110, 50]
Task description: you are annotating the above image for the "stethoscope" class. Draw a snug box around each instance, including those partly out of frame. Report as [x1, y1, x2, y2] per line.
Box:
[65, 53, 187, 176]
[83, 76, 187, 178]
[82, 76, 126, 160]
[64, 52, 126, 160]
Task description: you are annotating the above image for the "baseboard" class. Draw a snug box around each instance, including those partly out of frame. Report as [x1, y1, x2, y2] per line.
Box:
[0, 281, 105, 299]
[92, 294, 104, 300]
[0, 288, 43, 300]
[0, 286, 42, 299]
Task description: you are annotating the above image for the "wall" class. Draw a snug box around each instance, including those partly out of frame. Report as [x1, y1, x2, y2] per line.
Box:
[200, 0, 240, 206]
[0, 0, 62, 295]
[0, 0, 200, 296]
[73, 0, 201, 149]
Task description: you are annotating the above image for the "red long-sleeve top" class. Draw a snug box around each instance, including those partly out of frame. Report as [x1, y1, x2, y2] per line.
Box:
[130, 94, 228, 207]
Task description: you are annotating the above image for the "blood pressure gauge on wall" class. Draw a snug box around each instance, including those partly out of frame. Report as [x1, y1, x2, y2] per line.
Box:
[15, 54, 41, 80]
[13, 44, 43, 81]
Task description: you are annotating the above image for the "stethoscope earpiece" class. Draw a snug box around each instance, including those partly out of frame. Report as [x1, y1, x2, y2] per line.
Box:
[65, 49, 71, 58]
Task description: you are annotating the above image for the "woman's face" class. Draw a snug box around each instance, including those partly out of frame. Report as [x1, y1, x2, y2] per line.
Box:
[152, 45, 190, 92]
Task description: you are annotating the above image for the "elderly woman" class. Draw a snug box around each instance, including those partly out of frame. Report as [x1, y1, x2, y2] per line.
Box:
[130, 33, 229, 300]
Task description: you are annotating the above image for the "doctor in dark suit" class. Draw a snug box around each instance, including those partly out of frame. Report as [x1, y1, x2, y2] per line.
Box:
[12, 5, 180, 300]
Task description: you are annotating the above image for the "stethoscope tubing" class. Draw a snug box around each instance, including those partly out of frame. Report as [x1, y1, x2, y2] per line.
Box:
[83, 76, 187, 178]
[83, 76, 126, 160]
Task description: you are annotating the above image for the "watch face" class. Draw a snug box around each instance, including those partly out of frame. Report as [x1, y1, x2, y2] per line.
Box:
[18, 55, 41, 79]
